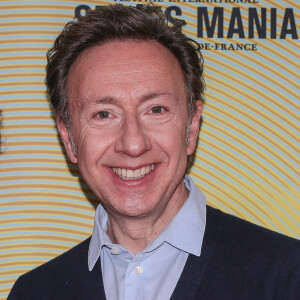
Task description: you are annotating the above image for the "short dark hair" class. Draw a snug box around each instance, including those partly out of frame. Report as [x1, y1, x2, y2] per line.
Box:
[46, 4, 205, 127]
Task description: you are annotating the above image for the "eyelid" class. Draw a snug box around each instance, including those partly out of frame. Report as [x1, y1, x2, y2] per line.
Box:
[151, 105, 166, 112]
[153, 106, 162, 111]
[94, 110, 113, 120]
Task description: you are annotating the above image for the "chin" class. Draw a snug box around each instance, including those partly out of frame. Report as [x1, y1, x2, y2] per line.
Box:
[110, 199, 158, 218]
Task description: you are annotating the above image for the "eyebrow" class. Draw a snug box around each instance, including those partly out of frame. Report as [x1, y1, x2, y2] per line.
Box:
[140, 92, 172, 102]
[80, 92, 173, 111]
[80, 97, 116, 111]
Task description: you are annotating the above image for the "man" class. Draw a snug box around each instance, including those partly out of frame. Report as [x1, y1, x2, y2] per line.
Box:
[8, 4, 299, 300]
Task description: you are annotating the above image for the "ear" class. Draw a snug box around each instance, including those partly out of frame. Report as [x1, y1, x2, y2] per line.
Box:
[187, 101, 203, 155]
[57, 118, 78, 163]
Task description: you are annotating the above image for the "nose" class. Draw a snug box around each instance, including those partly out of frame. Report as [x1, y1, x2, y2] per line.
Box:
[114, 115, 152, 157]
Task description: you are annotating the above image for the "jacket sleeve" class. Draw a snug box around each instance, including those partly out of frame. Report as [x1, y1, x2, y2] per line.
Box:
[276, 245, 300, 300]
[7, 276, 25, 300]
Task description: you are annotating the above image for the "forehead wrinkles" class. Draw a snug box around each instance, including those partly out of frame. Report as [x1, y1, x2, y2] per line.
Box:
[68, 60, 171, 98]
[67, 41, 187, 108]
[99, 69, 160, 85]
[70, 41, 182, 82]
[86, 54, 171, 84]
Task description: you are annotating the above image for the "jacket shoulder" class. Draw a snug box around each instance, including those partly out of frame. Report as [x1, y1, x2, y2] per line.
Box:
[207, 205, 300, 252]
[8, 237, 96, 299]
[200, 206, 300, 299]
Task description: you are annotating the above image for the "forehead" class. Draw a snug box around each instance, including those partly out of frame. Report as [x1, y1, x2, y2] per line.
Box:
[67, 40, 186, 104]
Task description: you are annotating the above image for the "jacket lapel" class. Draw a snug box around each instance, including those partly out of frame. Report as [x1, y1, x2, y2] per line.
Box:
[170, 206, 223, 300]
[64, 206, 222, 300]
[67, 256, 106, 299]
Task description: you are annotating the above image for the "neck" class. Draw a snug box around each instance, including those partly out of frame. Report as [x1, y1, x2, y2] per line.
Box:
[106, 182, 189, 254]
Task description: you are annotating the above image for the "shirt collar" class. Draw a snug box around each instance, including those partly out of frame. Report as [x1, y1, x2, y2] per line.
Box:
[88, 175, 206, 271]
[157, 175, 206, 256]
[88, 204, 111, 271]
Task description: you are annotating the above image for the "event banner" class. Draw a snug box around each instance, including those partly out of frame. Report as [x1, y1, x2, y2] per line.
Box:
[0, 0, 298, 298]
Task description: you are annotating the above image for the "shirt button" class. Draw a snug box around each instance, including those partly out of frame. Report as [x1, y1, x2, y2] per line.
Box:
[110, 247, 120, 255]
[134, 265, 143, 275]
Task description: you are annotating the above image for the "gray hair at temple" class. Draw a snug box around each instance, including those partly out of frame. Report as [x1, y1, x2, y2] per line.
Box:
[45, 4, 205, 133]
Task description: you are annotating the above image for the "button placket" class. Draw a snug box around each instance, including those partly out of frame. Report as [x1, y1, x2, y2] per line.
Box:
[123, 260, 144, 300]
[134, 265, 143, 275]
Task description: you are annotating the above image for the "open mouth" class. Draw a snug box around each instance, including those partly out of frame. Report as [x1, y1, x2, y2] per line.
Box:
[112, 164, 155, 181]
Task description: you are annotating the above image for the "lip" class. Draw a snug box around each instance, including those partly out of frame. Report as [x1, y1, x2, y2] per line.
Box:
[109, 163, 155, 170]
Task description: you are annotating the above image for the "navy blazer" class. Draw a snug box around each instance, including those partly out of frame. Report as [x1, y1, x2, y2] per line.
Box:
[8, 206, 300, 299]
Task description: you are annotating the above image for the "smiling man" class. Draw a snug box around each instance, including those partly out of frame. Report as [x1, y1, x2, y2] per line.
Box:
[8, 4, 299, 300]
[64, 40, 200, 237]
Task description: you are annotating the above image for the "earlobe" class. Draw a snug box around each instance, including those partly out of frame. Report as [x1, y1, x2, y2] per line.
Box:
[57, 118, 78, 163]
[187, 101, 203, 155]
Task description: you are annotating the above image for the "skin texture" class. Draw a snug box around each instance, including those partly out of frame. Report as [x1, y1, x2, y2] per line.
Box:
[58, 41, 202, 253]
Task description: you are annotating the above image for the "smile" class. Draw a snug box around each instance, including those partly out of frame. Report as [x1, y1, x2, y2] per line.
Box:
[112, 164, 155, 181]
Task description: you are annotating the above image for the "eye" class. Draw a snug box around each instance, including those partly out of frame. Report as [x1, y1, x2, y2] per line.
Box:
[97, 111, 110, 119]
[151, 106, 165, 114]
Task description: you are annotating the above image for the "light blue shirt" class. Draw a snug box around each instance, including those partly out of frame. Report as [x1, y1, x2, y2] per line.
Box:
[88, 175, 206, 300]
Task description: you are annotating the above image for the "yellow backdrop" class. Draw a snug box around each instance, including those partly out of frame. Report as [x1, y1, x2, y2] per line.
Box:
[0, 0, 299, 298]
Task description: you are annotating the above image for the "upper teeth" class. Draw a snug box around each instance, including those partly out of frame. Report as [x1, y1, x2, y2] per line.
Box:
[112, 164, 155, 180]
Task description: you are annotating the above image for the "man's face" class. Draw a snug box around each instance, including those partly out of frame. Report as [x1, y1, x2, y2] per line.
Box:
[59, 41, 202, 219]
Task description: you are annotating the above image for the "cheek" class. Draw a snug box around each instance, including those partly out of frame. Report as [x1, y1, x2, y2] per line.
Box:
[76, 126, 115, 165]
[149, 122, 188, 158]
